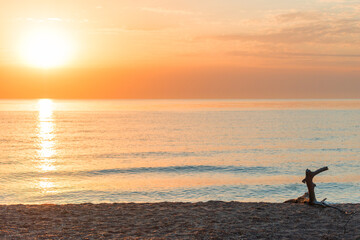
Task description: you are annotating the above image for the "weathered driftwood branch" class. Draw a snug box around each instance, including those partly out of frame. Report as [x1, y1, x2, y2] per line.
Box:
[285, 166, 354, 218]
[301, 167, 348, 213]
[302, 166, 328, 204]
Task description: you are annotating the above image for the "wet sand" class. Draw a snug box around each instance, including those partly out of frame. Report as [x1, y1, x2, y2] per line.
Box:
[0, 202, 358, 239]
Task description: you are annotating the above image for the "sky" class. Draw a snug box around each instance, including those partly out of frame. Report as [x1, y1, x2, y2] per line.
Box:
[1, 0, 360, 99]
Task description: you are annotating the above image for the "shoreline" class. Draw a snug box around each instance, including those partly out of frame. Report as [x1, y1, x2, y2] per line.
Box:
[0, 201, 359, 239]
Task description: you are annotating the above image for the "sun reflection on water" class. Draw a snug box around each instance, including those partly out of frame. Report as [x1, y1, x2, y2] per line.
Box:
[38, 178, 57, 193]
[37, 99, 57, 192]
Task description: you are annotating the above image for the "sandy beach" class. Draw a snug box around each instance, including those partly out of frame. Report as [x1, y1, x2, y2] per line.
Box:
[0, 202, 358, 239]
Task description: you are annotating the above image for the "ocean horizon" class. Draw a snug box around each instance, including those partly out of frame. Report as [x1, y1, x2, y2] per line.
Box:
[0, 99, 359, 204]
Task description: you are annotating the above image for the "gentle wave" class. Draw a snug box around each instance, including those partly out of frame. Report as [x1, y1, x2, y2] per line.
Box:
[92, 147, 359, 159]
[2, 165, 277, 180]
[83, 165, 275, 176]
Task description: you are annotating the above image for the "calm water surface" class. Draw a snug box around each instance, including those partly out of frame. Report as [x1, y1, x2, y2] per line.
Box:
[0, 99, 359, 204]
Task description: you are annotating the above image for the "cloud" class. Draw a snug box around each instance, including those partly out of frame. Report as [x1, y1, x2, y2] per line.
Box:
[47, 18, 63, 22]
[194, 9, 360, 68]
[90, 25, 168, 35]
[90, 28, 127, 35]
[284, 52, 360, 58]
[207, 16, 360, 44]
[276, 11, 322, 23]
[228, 50, 360, 58]
[142, 7, 197, 15]
[24, 18, 63, 23]
[13, 17, 84, 24]
[317, 0, 359, 3]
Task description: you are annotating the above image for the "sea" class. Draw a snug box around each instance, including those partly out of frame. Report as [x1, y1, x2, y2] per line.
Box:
[0, 99, 359, 204]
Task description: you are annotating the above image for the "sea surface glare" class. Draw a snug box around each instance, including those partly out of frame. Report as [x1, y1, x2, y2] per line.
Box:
[0, 100, 359, 204]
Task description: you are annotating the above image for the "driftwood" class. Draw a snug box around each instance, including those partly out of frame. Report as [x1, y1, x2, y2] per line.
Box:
[302, 166, 328, 205]
[285, 166, 358, 235]
[284, 166, 348, 214]
[284, 192, 309, 203]
[284, 167, 328, 204]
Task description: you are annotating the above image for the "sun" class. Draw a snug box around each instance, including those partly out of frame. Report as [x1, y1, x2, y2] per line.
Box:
[19, 27, 75, 68]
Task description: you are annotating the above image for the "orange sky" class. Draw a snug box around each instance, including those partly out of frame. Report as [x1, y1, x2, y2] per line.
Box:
[1, 0, 360, 99]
